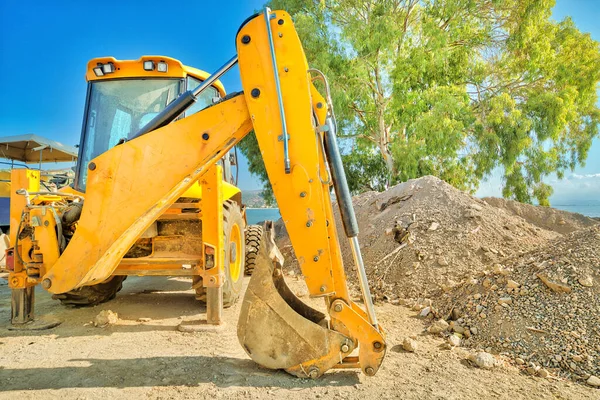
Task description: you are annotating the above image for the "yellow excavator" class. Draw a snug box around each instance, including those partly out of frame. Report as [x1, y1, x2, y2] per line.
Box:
[6, 9, 386, 378]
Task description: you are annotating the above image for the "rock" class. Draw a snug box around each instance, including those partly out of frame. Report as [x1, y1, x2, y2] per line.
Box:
[572, 355, 583, 362]
[428, 319, 450, 334]
[506, 280, 520, 289]
[470, 204, 483, 211]
[578, 276, 594, 287]
[437, 256, 449, 266]
[498, 297, 512, 305]
[587, 375, 600, 387]
[402, 337, 418, 352]
[448, 335, 461, 347]
[526, 367, 537, 376]
[473, 293, 482, 300]
[470, 326, 478, 335]
[482, 278, 492, 288]
[470, 352, 497, 369]
[537, 273, 571, 293]
[452, 324, 465, 334]
[537, 368, 550, 378]
[428, 222, 440, 231]
[94, 310, 118, 327]
[419, 306, 431, 317]
[385, 227, 394, 236]
[137, 317, 151, 322]
[554, 355, 562, 362]
[515, 358, 525, 365]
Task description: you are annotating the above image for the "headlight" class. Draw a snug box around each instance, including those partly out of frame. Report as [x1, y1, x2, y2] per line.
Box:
[93, 66, 104, 77]
[157, 61, 168, 72]
[143, 60, 155, 71]
[102, 62, 115, 74]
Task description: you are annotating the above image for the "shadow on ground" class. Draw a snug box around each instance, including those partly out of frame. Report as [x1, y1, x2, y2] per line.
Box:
[0, 355, 360, 390]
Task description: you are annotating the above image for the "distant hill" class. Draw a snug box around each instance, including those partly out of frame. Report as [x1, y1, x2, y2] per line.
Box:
[242, 189, 268, 208]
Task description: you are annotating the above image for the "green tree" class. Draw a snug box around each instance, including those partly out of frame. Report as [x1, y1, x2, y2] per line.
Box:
[239, 0, 600, 205]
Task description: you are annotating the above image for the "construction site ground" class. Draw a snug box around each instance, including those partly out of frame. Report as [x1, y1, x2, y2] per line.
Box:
[0, 276, 597, 399]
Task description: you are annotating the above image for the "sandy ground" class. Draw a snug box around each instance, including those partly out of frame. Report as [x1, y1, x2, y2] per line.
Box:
[0, 276, 597, 399]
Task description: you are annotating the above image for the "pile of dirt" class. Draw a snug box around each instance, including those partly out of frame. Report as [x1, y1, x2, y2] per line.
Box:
[277, 175, 572, 299]
[437, 225, 600, 382]
[482, 197, 596, 234]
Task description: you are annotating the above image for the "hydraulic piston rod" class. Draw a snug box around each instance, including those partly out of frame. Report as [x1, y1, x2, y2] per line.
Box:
[322, 115, 379, 329]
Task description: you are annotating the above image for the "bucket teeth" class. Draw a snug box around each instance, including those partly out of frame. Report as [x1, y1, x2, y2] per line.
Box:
[237, 222, 353, 378]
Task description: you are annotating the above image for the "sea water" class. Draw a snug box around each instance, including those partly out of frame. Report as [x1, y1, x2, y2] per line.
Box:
[245, 208, 282, 225]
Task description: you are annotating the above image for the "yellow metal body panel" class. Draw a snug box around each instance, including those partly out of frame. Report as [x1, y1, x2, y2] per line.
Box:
[43, 95, 252, 293]
[85, 55, 226, 96]
[181, 179, 240, 203]
[200, 165, 224, 286]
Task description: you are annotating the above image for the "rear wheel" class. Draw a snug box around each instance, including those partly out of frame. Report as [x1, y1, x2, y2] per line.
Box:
[244, 225, 263, 276]
[53, 276, 127, 306]
[194, 200, 245, 307]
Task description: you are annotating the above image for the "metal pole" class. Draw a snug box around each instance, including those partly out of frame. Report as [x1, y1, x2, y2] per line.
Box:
[264, 7, 291, 174]
[349, 236, 379, 328]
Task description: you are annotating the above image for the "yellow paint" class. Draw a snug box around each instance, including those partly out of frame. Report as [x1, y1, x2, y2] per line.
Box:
[43, 94, 252, 293]
[85, 55, 226, 96]
[200, 165, 224, 286]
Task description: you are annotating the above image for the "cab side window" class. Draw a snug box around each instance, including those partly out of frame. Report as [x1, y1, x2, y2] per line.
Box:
[185, 77, 220, 116]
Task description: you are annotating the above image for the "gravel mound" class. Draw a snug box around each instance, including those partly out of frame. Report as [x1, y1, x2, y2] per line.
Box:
[438, 225, 600, 381]
[482, 197, 596, 234]
[276, 176, 579, 299]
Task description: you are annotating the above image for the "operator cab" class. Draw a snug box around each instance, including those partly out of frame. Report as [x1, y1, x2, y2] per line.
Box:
[76, 56, 234, 191]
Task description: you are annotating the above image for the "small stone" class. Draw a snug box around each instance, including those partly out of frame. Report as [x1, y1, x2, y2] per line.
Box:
[554, 355, 562, 362]
[537, 368, 550, 378]
[515, 358, 525, 365]
[578, 276, 594, 287]
[470, 352, 497, 369]
[537, 273, 571, 293]
[498, 297, 512, 305]
[448, 335, 461, 347]
[419, 306, 431, 317]
[470, 327, 478, 335]
[94, 310, 118, 327]
[587, 375, 600, 387]
[137, 317, 151, 322]
[479, 313, 487, 319]
[482, 278, 492, 288]
[572, 355, 583, 362]
[473, 293, 482, 300]
[506, 280, 520, 289]
[470, 203, 483, 211]
[403, 337, 418, 352]
[385, 227, 394, 236]
[428, 319, 450, 334]
[437, 256, 449, 266]
[428, 222, 440, 231]
[476, 305, 484, 313]
[452, 324, 465, 334]
[526, 366, 538, 375]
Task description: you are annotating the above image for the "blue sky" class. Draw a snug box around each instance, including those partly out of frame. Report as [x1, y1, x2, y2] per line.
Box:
[0, 0, 598, 201]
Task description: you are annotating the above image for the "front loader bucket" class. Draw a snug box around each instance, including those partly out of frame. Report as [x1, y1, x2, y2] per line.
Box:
[237, 222, 354, 378]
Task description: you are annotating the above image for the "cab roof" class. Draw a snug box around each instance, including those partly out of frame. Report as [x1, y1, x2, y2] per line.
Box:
[85, 55, 226, 96]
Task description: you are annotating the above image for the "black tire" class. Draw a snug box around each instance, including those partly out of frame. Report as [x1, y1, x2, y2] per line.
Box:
[53, 276, 127, 306]
[244, 225, 263, 276]
[194, 200, 245, 308]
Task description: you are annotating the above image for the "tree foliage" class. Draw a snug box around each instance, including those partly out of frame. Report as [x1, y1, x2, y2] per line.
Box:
[238, 0, 600, 205]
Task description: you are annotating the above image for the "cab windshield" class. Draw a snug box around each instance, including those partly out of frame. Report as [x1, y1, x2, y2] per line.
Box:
[77, 79, 182, 190]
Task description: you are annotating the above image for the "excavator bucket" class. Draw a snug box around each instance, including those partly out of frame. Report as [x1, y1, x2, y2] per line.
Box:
[237, 222, 354, 378]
